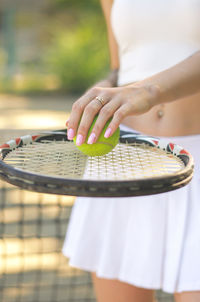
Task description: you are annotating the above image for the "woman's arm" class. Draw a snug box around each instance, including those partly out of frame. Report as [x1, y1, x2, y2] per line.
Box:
[92, 0, 119, 88]
[75, 0, 119, 94]
[135, 50, 200, 106]
[100, 0, 119, 71]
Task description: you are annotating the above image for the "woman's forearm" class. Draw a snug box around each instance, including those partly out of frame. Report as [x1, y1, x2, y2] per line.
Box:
[133, 50, 200, 106]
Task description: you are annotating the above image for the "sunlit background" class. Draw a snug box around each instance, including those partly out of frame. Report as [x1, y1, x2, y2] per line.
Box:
[0, 0, 108, 95]
[0, 0, 109, 129]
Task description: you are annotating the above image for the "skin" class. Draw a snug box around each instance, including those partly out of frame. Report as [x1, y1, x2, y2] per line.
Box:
[67, 0, 200, 300]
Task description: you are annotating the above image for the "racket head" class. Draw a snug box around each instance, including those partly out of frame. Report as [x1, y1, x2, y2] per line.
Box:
[0, 129, 194, 197]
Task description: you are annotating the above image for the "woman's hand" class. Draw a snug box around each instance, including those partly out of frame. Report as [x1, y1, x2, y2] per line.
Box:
[67, 84, 158, 145]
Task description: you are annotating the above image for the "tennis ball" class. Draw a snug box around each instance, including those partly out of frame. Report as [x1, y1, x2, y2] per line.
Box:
[73, 116, 120, 156]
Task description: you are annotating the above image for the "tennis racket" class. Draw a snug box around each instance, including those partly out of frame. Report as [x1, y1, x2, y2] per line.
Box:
[0, 129, 194, 197]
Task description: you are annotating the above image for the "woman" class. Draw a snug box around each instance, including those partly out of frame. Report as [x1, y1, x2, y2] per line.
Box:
[63, 0, 200, 301]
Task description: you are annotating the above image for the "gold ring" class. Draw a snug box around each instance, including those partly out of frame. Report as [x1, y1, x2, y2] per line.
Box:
[95, 96, 105, 106]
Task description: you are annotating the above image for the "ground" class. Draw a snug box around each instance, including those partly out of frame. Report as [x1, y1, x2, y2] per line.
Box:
[0, 93, 75, 130]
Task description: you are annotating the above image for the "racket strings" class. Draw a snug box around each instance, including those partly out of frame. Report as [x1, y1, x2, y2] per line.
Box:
[85, 143, 184, 180]
[5, 141, 87, 179]
[4, 140, 184, 181]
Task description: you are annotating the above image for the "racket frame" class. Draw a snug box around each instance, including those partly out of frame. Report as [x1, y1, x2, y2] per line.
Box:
[0, 130, 194, 197]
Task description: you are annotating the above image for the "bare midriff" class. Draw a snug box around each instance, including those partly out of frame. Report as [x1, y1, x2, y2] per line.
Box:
[122, 91, 200, 137]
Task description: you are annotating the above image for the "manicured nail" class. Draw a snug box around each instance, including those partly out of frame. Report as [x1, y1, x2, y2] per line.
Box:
[87, 133, 96, 144]
[66, 119, 69, 127]
[76, 134, 84, 146]
[104, 128, 112, 138]
[67, 128, 74, 140]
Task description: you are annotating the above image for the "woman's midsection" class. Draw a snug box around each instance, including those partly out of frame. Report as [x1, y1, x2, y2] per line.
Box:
[122, 92, 200, 137]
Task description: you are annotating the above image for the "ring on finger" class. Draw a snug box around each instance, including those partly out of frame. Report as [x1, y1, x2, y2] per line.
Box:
[95, 96, 105, 107]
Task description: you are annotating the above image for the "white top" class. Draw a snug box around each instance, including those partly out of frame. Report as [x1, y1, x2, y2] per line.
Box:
[111, 0, 200, 86]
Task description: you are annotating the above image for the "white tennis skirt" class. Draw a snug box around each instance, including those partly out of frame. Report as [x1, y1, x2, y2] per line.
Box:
[62, 126, 200, 294]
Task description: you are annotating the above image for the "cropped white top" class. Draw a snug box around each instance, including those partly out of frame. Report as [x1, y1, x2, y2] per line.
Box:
[111, 0, 200, 86]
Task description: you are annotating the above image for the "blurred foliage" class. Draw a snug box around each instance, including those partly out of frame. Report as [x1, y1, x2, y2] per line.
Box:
[45, 0, 109, 93]
[0, 0, 110, 94]
[51, 0, 101, 12]
[45, 18, 109, 93]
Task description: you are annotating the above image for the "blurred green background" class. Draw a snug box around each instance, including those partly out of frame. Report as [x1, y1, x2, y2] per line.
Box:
[0, 0, 109, 95]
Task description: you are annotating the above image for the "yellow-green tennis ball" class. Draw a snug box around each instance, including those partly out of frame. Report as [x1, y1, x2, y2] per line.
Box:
[73, 117, 120, 156]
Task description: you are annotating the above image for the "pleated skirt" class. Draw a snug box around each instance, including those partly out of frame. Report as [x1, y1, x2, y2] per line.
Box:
[62, 127, 200, 293]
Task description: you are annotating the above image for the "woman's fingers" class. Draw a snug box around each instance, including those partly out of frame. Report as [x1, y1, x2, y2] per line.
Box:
[104, 103, 132, 137]
[74, 96, 108, 145]
[75, 93, 113, 145]
[67, 87, 101, 140]
[86, 98, 121, 143]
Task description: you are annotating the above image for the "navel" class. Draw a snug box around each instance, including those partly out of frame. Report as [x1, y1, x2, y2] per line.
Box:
[157, 104, 165, 118]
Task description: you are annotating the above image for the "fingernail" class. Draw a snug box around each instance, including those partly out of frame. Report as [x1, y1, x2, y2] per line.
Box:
[66, 119, 69, 127]
[104, 128, 112, 138]
[87, 133, 96, 144]
[76, 134, 84, 146]
[67, 128, 74, 140]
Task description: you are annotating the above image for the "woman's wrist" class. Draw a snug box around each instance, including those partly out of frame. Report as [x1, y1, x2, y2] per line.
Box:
[130, 82, 162, 109]
[107, 68, 119, 87]
[145, 83, 162, 107]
